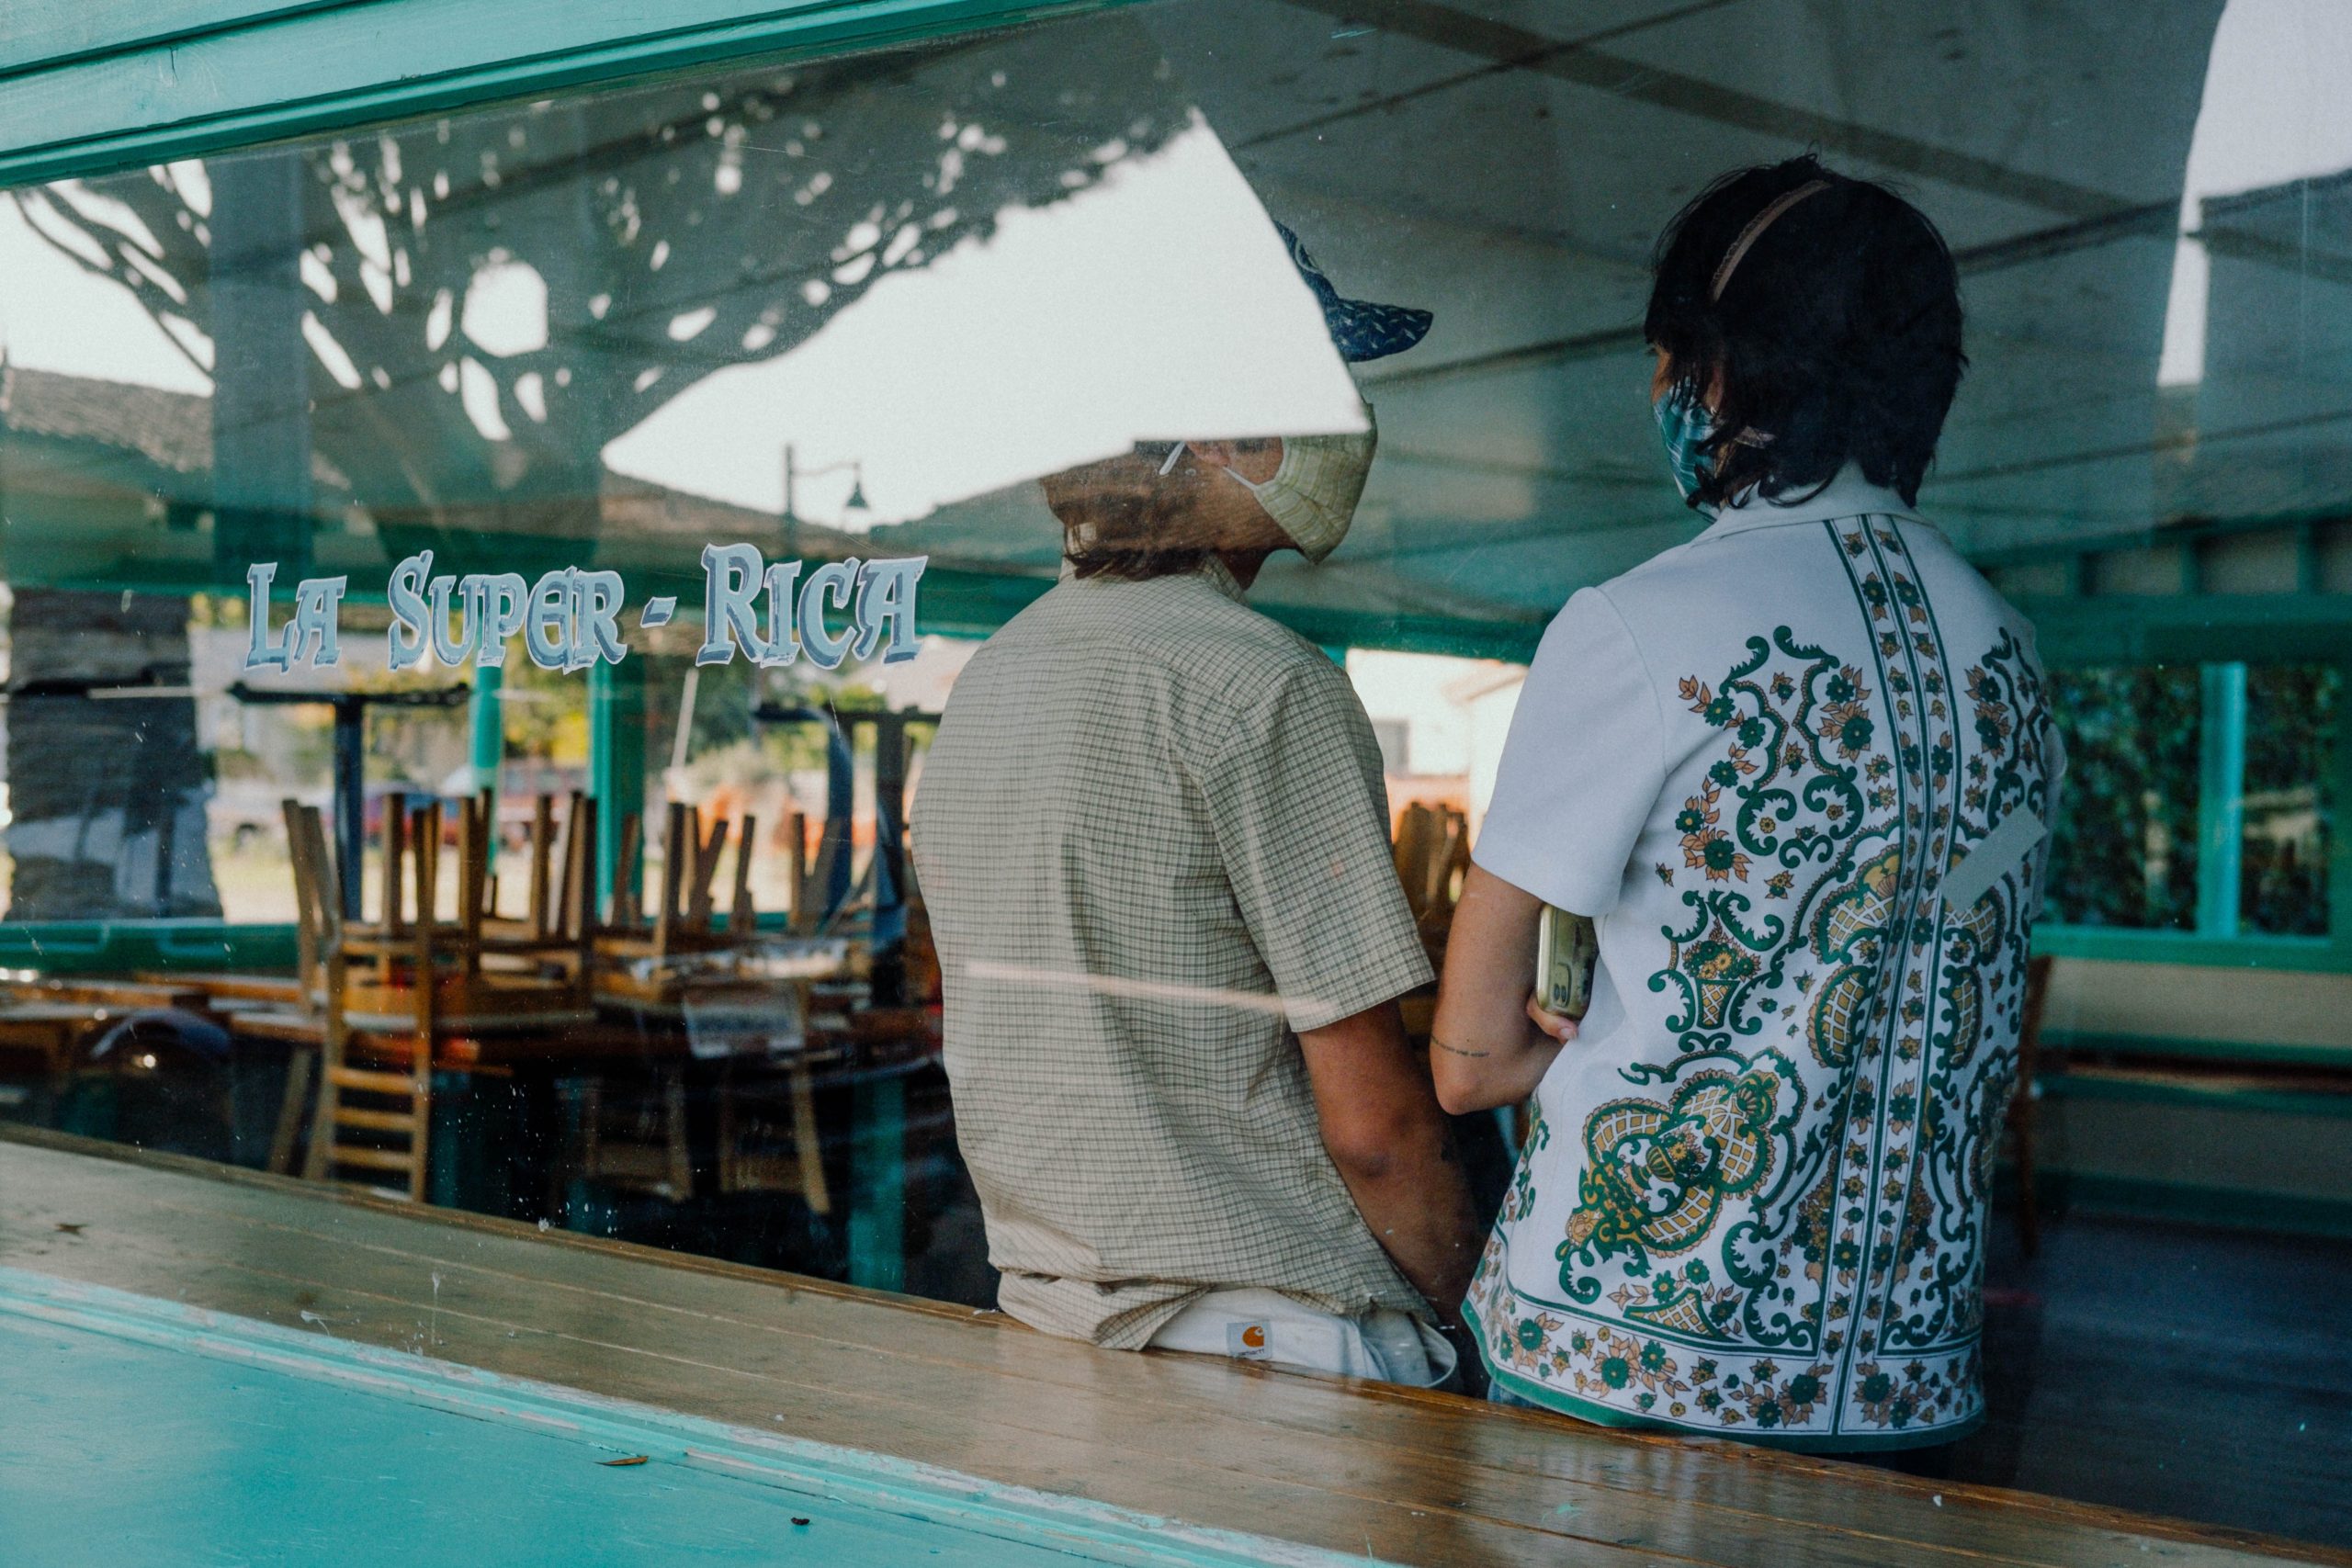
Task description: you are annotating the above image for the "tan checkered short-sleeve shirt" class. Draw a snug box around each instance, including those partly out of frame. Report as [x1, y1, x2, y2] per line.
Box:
[910, 562, 1435, 1348]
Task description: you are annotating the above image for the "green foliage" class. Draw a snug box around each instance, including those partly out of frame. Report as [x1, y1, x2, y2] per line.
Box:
[2242, 665, 2337, 937]
[2044, 665, 2201, 930]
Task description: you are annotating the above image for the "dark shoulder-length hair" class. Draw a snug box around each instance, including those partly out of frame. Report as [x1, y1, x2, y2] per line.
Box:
[1643, 154, 1965, 510]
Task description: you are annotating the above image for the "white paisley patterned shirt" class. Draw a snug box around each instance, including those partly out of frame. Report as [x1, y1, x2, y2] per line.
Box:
[1468, 468, 2060, 1451]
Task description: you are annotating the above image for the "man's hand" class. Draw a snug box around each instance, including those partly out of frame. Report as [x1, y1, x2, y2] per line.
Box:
[1298, 1000, 1484, 1338]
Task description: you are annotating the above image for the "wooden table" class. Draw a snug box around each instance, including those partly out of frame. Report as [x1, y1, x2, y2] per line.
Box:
[2, 1128, 2338, 1568]
[211, 994, 930, 1287]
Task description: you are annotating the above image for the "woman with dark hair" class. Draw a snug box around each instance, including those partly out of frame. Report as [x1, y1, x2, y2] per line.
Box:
[1430, 156, 2062, 1461]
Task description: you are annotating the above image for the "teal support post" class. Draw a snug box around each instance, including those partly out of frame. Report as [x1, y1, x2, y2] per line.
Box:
[2198, 661, 2246, 938]
[589, 657, 646, 913]
[470, 662, 503, 808]
[2331, 660, 2352, 951]
[847, 1073, 906, 1292]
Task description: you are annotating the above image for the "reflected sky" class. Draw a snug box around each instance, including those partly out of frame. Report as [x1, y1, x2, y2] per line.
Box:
[604, 116, 1364, 528]
[2160, 0, 2352, 387]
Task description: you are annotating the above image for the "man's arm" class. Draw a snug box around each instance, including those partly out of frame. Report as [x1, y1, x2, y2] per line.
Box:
[1297, 1000, 1483, 1328]
[1430, 865, 1577, 1114]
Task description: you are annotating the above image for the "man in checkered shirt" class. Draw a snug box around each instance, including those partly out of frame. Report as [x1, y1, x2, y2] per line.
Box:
[911, 228, 1479, 1385]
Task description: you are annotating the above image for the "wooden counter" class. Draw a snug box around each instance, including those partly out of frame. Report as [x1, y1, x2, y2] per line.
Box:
[1, 1127, 2339, 1568]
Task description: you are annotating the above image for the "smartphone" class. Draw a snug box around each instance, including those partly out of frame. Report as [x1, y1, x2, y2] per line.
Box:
[1534, 907, 1599, 1021]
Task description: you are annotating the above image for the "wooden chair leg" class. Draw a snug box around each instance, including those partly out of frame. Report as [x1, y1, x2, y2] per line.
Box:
[2013, 953, 2054, 1258]
[578, 1077, 605, 1185]
[653, 803, 690, 957]
[787, 812, 810, 934]
[527, 793, 556, 939]
[662, 1071, 692, 1200]
[791, 1062, 831, 1216]
[717, 1063, 740, 1195]
[268, 1046, 317, 1178]
[611, 813, 642, 930]
[730, 813, 759, 936]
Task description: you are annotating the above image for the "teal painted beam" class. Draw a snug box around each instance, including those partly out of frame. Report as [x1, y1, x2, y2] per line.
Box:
[2039, 1172, 2352, 1242]
[847, 1074, 906, 1292]
[0, 0, 1142, 187]
[2040, 1027, 2352, 1074]
[2197, 661, 2246, 939]
[2020, 593, 2352, 668]
[0, 921, 298, 974]
[0, 0, 354, 76]
[2328, 656, 2352, 958]
[2040, 1068, 2352, 1120]
[587, 655, 645, 914]
[469, 660, 503, 872]
[2034, 922, 2352, 972]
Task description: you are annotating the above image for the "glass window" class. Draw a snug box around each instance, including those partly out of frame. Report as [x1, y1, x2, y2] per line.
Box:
[5, 4, 2352, 1544]
[2043, 665, 2203, 931]
[2241, 662, 2337, 935]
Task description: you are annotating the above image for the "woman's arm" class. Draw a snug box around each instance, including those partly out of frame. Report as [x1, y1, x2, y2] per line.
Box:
[1430, 865, 1577, 1113]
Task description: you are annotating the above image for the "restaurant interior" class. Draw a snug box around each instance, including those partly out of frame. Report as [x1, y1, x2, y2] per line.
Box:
[0, 0, 2346, 1550]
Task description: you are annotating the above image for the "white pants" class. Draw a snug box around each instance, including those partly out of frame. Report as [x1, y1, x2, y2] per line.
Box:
[1148, 1287, 1459, 1388]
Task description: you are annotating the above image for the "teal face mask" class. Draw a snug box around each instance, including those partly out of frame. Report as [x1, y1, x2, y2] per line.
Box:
[1653, 389, 1716, 502]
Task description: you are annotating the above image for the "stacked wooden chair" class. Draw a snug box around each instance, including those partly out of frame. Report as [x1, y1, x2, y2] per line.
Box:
[574, 803, 843, 1209]
[283, 789, 595, 1200]
[1393, 802, 1473, 948]
[284, 796, 436, 1199]
[1390, 803, 1472, 1044]
[595, 802, 761, 1009]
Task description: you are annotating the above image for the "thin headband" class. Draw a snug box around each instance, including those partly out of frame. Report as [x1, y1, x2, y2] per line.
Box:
[1709, 179, 1831, 302]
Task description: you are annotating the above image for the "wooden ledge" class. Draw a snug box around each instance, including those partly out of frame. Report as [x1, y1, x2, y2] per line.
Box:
[1, 1126, 2343, 1568]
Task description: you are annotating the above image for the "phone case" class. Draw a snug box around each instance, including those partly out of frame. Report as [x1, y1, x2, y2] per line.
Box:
[1535, 907, 1599, 1021]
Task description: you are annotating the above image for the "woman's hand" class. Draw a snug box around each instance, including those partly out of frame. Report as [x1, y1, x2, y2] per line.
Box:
[1525, 994, 1579, 1044]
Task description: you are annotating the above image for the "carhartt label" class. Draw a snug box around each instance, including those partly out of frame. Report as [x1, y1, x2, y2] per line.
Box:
[1227, 1321, 1272, 1360]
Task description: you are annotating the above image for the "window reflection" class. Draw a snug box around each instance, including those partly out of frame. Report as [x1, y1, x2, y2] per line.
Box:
[1, 1, 2351, 1545]
[2242, 663, 2337, 935]
[2044, 666, 2203, 931]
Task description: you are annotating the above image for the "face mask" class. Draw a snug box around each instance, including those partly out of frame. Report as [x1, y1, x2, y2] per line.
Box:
[1653, 389, 1716, 502]
[1215, 407, 1379, 563]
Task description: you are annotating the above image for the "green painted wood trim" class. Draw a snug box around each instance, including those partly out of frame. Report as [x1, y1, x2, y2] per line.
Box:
[2032, 923, 2352, 971]
[2041, 1028, 2352, 1074]
[0, 921, 297, 974]
[2196, 661, 2246, 938]
[2022, 595, 2352, 668]
[0, 1262, 1359, 1568]
[470, 660, 505, 872]
[588, 656, 645, 910]
[2041, 1069, 2352, 1120]
[2042, 1172, 2352, 1241]
[2325, 656, 2352, 953]
[847, 1071, 906, 1292]
[0, 0, 1143, 188]
[0, 0, 355, 78]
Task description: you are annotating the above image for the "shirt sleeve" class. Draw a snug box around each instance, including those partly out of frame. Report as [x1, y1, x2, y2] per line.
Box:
[1473, 586, 1665, 917]
[1196, 657, 1434, 1033]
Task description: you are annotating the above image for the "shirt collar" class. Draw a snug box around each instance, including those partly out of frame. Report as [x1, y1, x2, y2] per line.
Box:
[1055, 554, 1250, 604]
[1195, 555, 1248, 602]
[1693, 465, 1928, 542]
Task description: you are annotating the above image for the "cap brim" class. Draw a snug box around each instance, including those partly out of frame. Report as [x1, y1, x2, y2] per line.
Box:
[1329, 298, 1434, 362]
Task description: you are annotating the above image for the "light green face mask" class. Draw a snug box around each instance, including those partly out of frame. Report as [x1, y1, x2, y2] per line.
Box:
[1188, 406, 1378, 564]
[1154, 406, 1379, 563]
